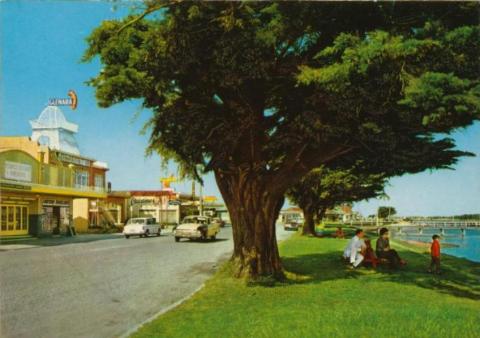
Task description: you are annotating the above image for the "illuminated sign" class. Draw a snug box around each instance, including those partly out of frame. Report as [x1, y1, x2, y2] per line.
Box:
[48, 90, 78, 110]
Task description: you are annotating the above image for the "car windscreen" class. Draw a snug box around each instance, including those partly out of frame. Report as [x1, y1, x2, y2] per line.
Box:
[182, 217, 198, 224]
[182, 217, 208, 224]
[127, 219, 145, 224]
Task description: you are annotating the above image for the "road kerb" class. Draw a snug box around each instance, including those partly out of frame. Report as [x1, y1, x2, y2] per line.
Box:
[120, 283, 206, 338]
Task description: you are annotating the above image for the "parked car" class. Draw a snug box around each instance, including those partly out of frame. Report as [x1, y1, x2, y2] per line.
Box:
[174, 215, 220, 242]
[212, 217, 226, 228]
[123, 217, 161, 238]
[284, 221, 300, 231]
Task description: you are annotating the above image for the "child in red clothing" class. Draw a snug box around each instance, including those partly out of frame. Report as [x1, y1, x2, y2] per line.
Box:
[428, 234, 441, 274]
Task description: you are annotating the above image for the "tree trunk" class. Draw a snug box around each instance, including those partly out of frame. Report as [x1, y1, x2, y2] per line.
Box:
[316, 208, 326, 225]
[214, 169, 284, 280]
[302, 208, 316, 236]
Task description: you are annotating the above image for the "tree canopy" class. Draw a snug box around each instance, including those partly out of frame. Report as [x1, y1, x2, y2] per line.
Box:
[83, 1, 480, 279]
[378, 206, 397, 219]
[287, 166, 387, 235]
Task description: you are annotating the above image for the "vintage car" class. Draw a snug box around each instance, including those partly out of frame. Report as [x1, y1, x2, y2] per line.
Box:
[212, 217, 226, 227]
[284, 220, 301, 231]
[123, 217, 161, 238]
[174, 215, 220, 242]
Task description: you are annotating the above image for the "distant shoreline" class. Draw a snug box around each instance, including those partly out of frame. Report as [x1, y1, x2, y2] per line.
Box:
[397, 239, 459, 248]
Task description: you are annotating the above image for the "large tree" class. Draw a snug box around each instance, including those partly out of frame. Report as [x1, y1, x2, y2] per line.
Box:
[83, 1, 480, 279]
[288, 167, 387, 236]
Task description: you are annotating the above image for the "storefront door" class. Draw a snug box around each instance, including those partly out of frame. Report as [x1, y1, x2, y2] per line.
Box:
[43, 206, 70, 234]
[0, 204, 29, 236]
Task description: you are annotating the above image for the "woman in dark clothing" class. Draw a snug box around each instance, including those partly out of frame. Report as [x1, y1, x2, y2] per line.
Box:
[376, 228, 406, 268]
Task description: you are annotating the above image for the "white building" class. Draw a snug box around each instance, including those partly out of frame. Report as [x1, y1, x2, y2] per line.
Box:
[30, 105, 80, 155]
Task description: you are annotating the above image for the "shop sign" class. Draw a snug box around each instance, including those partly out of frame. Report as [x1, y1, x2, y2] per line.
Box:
[43, 199, 70, 207]
[56, 152, 90, 167]
[4, 161, 32, 182]
[48, 90, 78, 110]
[131, 197, 158, 206]
[203, 196, 217, 202]
[0, 182, 32, 191]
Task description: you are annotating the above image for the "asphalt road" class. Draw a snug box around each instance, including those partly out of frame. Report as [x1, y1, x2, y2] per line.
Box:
[0, 225, 293, 338]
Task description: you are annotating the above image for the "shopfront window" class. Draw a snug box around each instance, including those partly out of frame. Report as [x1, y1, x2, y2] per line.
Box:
[1, 206, 6, 231]
[8, 207, 14, 230]
[15, 207, 21, 230]
[0, 205, 28, 234]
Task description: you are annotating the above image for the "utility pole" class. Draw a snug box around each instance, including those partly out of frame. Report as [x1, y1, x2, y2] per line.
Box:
[199, 183, 203, 216]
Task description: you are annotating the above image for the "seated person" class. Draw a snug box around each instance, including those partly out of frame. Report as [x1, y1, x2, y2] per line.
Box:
[376, 227, 406, 268]
[343, 229, 366, 269]
[334, 227, 345, 238]
[363, 239, 378, 267]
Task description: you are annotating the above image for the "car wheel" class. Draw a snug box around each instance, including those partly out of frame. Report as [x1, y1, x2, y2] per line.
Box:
[175, 236, 180, 242]
[156, 229, 161, 237]
[125, 235, 130, 239]
[144, 230, 150, 238]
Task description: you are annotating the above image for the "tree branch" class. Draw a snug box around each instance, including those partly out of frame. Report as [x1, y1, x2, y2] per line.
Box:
[117, 1, 181, 34]
[271, 144, 356, 196]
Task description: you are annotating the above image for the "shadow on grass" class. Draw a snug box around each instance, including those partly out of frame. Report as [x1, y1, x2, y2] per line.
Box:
[281, 248, 480, 301]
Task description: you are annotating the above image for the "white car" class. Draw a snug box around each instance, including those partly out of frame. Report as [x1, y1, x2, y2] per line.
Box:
[284, 221, 301, 231]
[123, 217, 161, 238]
[174, 215, 220, 242]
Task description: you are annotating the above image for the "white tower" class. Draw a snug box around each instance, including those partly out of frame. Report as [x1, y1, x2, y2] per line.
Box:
[30, 105, 80, 155]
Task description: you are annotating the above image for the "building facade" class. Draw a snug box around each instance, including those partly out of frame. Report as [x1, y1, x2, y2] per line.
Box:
[0, 137, 108, 236]
[0, 105, 109, 237]
[105, 190, 230, 226]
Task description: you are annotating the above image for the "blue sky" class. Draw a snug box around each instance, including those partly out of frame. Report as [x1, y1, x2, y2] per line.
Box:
[1, 1, 479, 217]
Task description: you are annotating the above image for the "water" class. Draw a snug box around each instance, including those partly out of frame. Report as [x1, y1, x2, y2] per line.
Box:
[394, 228, 480, 263]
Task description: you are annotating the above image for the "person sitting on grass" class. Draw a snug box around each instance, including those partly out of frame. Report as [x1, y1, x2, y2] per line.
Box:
[362, 239, 378, 268]
[376, 227, 406, 268]
[428, 234, 441, 275]
[343, 229, 366, 269]
[334, 227, 345, 238]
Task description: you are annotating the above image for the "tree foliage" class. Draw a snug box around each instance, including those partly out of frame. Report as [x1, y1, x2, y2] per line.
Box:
[378, 206, 397, 219]
[287, 166, 387, 235]
[83, 1, 480, 279]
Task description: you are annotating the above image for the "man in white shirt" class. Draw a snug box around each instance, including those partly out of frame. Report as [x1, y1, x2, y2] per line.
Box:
[343, 229, 366, 268]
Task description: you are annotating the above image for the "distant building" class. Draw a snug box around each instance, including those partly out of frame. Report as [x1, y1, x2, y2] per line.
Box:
[106, 190, 228, 226]
[279, 203, 353, 224]
[325, 203, 353, 222]
[279, 207, 304, 223]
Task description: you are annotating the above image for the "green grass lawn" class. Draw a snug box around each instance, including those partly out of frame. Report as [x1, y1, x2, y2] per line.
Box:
[132, 234, 480, 338]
